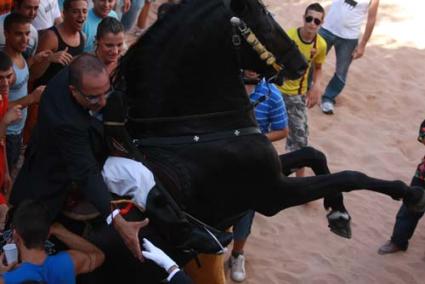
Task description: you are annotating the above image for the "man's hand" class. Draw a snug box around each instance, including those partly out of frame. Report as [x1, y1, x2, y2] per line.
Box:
[113, 215, 149, 261]
[33, 50, 53, 64]
[122, 0, 131, 13]
[352, 44, 365, 59]
[0, 252, 17, 273]
[30, 85, 46, 104]
[2, 174, 12, 197]
[306, 87, 320, 108]
[142, 238, 177, 272]
[48, 47, 73, 65]
[3, 105, 22, 125]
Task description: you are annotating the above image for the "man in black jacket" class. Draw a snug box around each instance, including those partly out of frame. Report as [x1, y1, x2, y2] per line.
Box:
[10, 54, 146, 260]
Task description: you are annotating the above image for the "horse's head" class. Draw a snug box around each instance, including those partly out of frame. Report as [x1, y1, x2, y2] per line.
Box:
[227, 0, 307, 83]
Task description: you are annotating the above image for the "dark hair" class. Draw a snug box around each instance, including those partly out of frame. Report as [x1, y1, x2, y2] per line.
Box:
[96, 17, 124, 40]
[63, 0, 88, 11]
[304, 3, 325, 17]
[69, 53, 107, 89]
[12, 200, 50, 250]
[0, 51, 13, 71]
[4, 12, 31, 32]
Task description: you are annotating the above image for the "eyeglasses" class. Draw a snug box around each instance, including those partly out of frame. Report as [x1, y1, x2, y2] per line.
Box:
[305, 16, 322, 26]
[75, 86, 113, 104]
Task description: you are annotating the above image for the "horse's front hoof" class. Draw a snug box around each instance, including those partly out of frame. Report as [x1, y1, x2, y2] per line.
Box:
[405, 186, 425, 212]
[326, 210, 352, 239]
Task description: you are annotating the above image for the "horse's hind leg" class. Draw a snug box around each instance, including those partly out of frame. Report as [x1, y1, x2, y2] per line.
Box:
[278, 146, 346, 212]
[256, 170, 421, 217]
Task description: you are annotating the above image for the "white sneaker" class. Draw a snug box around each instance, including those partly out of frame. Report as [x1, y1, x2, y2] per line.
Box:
[320, 101, 334, 114]
[229, 254, 246, 282]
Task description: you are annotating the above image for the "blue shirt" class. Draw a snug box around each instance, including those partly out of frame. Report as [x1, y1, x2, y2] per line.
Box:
[249, 79, 288, 134]
[7, 62, 29, 135]
[83, 9, 118, 52]
[3, 252, 75, 284]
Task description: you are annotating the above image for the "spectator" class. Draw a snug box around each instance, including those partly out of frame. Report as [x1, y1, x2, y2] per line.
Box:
[31, 0, 87, 87]
[129, 0, 153, 36]
[0, 0, 13, 15]
[0, 200, 105, 283]
[319, 0, 380, 114]
[120, 0, 144, 32]
[83, 0, 118, 52]
[32, 0, 62, 32]
[94, 16, 124, 74]
[276, 2, 326, 177]
[378, 119, 425, 255]
[0, 0, 40, 59]
[2, 13, 44, 172]
[229, 70, 288, 282]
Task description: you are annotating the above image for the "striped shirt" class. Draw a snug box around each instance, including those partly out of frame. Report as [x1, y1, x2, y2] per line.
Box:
[249, 79, 288, 134]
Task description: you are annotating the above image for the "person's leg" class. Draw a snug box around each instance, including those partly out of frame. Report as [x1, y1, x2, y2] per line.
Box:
[322, 36, 358, 104]
[390, 177, 425, 250]
[230, 210, 254, 282]
[121, 0, 146, 32]
[282, 94, 308, 177]
[318, 27, 336, 54]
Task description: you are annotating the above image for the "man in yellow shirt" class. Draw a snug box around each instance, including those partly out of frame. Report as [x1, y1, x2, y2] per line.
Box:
[277, 2, 326, 177]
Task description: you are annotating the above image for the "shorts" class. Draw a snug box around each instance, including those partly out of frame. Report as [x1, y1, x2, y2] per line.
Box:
[282, 93, 308, 152]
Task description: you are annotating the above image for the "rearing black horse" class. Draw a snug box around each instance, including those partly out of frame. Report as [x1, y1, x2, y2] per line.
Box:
[101, 0, 425, 281]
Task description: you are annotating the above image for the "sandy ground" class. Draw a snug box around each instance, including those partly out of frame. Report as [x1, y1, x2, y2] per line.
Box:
[133, 1, 425, 283]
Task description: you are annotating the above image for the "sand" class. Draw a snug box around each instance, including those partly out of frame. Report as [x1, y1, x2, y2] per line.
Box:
[136, 1, 425, 283]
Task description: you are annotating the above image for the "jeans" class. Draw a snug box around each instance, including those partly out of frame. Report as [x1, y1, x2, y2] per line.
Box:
[120, 0, 146, 31]
[390, 177, 425, 250]
[319, 27, 358, 104]
[233, 210, 255, 241]
[6, 132, 23, 170]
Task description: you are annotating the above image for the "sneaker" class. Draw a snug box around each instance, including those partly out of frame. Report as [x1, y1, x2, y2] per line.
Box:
[320, 101, 334, 114]
[229, 254, 246, 282]
[377, 240, 404, 255]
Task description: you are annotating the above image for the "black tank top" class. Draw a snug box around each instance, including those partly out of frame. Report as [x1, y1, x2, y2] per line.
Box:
[35, 26, 85, 87]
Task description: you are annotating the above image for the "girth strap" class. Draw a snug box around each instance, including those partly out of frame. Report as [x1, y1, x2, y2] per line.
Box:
[135, 126, 261, 146]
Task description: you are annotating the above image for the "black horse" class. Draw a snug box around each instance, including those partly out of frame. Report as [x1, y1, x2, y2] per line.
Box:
[91, 0, 425, 282]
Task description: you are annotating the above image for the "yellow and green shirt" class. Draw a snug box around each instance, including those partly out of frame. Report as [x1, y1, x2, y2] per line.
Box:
[277, 28, 327, 95]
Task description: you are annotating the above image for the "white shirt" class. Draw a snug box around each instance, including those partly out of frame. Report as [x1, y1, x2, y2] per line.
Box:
[322, 0, 371, 39]
[102, 156, 156, 209]
[32, 0, 61, 31]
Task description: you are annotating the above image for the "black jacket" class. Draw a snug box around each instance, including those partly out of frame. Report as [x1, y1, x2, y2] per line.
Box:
[10, 68, 111, 220]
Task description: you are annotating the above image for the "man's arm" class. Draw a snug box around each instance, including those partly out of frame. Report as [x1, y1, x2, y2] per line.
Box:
[8, 85, 45, 109]
[54, 124, 148, 260]
[353, 0, 379, 59]
[306, 64, 323, 108]
[49, 223, 105, 274]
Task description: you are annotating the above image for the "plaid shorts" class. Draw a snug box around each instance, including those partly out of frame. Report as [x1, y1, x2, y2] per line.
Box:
[282, 94, 308, 152]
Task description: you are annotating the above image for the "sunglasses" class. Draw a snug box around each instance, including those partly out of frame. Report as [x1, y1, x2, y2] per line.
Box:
[75, 86, 113, 104]
[305, 16, 322, 26]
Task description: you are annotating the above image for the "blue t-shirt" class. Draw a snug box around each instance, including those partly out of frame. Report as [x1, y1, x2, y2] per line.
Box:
[3, 251, 75, 284]
[83, 9, 118, 52]
[249, 79, 288, 134]
[7, 61, 29, 135]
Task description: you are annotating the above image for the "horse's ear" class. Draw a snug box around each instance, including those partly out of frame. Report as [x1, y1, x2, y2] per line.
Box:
[230, 0, 246, 13]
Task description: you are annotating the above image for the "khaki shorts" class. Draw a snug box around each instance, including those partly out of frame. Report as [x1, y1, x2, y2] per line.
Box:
[282, 93, 308, 152]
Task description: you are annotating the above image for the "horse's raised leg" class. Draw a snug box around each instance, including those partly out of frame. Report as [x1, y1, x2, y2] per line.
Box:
[255, 170, 423, 217]
[278, 146, 346, 212]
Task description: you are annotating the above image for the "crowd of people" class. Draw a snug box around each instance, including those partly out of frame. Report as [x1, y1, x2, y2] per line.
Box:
[0, 0, 422, 283]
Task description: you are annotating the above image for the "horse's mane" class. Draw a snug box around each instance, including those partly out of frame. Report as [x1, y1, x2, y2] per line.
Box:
[116, 0, 250, 119]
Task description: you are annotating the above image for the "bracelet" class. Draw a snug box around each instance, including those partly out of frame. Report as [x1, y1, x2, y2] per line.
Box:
[106, 209, 120, 225]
